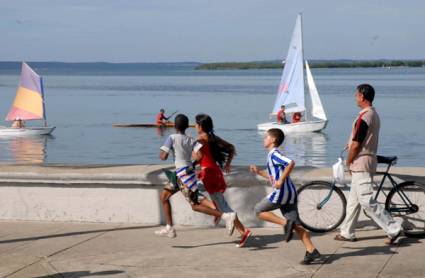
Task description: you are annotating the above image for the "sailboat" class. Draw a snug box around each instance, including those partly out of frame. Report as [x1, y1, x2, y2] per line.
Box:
[257, 14, 327, 133]
[0, 62, 55, 136]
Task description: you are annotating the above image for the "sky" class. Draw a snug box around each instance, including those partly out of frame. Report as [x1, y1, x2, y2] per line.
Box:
[1, 0, 424, 63]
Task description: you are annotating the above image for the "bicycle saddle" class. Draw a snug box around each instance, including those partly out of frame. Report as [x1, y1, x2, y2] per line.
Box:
[377, 155, 398, 165]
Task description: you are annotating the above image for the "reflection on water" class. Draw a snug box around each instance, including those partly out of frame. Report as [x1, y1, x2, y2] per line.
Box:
[256, 131, 328, 167]
[284, 132, 328, 167]
[0, 136, 51, 164]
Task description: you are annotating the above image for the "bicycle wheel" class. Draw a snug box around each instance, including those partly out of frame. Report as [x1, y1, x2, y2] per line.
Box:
[297, 181, 347, 233]
[386, 181, 425, 237]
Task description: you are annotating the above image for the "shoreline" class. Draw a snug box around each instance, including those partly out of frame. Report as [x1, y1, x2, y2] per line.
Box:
[195, 60, 425, 70]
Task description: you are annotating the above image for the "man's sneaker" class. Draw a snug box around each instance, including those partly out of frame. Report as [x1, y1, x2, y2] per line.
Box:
[236, 229, 252, 248]
[283, 220, 295, 242]
[301, 249, 321, 265]
[154, 226, 176, 238]
[386, 230, 402, 245]
[222, 212, 236, 236]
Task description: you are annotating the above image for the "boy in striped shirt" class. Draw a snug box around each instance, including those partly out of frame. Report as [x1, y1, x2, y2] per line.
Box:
[250, 128, 320, 264]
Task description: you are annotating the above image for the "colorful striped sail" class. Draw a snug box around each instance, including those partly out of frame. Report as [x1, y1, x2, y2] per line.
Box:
[6, 62, 45, 121]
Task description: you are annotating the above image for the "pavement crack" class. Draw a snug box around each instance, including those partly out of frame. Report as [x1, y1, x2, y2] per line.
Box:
[3, 225, 122, 278]
[376, 244, 399, 278]
[39, 257, 63, 277]
[310, 242, 345, 278]
[100, 263, 138, 268]
[47, 227, 114, 258]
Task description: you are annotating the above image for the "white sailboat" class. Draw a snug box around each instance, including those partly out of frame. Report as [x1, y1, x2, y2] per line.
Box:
[257, 14, 327, 133]
[0, 62, 55, 137]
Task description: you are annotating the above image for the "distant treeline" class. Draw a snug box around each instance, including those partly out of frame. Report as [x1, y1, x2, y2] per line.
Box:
[195, 60, 425, 70]
[0, 61, 200, 75]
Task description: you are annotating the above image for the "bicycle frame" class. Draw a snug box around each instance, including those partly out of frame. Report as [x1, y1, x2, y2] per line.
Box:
[317, 181, 339, 210]
[374, 164, 416, 214]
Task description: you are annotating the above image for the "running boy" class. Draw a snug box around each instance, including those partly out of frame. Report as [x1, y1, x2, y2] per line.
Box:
[250, 128, 320, 264]
[155, 114, 236, 238]
[193, 114, 251, 248]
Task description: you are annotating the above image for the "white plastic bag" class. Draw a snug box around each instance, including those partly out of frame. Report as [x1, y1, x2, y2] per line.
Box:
[332, 157, 345, 183]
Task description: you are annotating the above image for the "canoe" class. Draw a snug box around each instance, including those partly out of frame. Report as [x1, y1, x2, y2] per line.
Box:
[113, 123, 196, 128]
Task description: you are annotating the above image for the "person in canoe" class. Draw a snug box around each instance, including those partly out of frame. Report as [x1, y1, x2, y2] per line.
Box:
[156, 109, 171, 126]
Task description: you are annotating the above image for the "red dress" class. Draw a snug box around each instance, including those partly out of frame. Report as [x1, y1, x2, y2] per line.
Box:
[198, 143, 227, 194]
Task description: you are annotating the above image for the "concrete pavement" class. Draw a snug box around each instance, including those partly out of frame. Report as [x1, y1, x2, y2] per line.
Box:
[0, 221, 423, 278]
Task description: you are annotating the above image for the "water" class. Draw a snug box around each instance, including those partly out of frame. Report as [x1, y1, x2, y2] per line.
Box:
[0, 67, 424, 167]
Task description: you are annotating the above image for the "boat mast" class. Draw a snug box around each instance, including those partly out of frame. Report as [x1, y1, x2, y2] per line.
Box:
[40, 76, 47, 127]
[299, 13, 309, 122]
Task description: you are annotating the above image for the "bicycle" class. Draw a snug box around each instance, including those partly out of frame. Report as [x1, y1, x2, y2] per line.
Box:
[296, 153, 425, 237]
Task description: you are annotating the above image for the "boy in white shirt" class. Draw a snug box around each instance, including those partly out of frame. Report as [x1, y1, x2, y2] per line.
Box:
[155, 114, 236, 238]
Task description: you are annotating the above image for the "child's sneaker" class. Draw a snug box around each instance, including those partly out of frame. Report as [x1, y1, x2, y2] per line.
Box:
[236, 229, 252, 248]
[222, 212, 236, 236]
[154, 226, 176, 238]
[300, 249, 321, 264]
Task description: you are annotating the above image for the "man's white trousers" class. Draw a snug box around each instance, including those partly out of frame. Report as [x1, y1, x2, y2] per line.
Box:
[340, 172, 401, 239]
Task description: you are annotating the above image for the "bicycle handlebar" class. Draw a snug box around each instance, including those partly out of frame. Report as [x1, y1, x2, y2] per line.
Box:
[339, 146, 348, 158]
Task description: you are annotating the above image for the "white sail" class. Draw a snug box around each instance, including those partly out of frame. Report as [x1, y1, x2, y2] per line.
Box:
[272, 14, 305, 114]
[257, 14, 327, 133]
[305, 61, 327, 121]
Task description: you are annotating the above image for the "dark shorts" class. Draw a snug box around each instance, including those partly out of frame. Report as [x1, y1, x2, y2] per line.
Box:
[254, 197, 300, 224]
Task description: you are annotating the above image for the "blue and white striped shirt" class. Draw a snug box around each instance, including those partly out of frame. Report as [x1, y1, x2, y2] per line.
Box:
[266, 148, 297, 205]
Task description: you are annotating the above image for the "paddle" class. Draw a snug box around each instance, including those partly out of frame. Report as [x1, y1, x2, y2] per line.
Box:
[167, 110, 178, 120]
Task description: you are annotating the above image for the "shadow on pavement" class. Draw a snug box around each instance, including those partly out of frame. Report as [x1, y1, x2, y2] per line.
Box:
[320, 236, 422, 264]
[34, 270, 124, 278]
[172, 233, 290, 250]
[172, 232, 288, 250]
[246, 234, 283, 250]
[0, 225, 156, 245]
[172, 239, 236, 249]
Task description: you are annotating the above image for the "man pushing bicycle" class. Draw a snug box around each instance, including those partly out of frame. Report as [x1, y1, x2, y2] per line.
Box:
[334, 84, 402, 244]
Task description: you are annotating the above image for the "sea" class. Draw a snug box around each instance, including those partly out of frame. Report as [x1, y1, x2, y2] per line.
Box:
[0, 64, 424, 167]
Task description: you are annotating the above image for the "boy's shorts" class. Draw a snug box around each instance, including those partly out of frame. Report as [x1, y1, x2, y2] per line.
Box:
[163, 168, 205, 205]
[254, 197, 300, 224]
[176, 166, 198, 191]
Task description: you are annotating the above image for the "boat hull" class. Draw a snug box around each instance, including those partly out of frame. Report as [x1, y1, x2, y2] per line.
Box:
[257, 120, 327, 133]
[0, 127, 56, 137]
[113, 123, 195, 128]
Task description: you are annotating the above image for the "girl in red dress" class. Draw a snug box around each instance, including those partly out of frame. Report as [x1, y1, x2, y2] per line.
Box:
[193, 114, 251, 247]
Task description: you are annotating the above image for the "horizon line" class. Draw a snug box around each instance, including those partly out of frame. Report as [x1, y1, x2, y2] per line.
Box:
[0, 58, 425, 64]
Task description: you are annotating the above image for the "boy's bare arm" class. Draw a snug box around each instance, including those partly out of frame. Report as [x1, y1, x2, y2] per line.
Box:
[159, 150, 169, 161]
[250, 165, 269, 179]
[275, 161, 295, 189]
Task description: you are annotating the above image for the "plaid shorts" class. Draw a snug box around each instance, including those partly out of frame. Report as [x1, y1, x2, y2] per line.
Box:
[163, 168, 205, 205]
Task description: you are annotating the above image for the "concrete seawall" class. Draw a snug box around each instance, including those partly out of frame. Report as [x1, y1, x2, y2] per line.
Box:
[0, 164, 424, 226]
